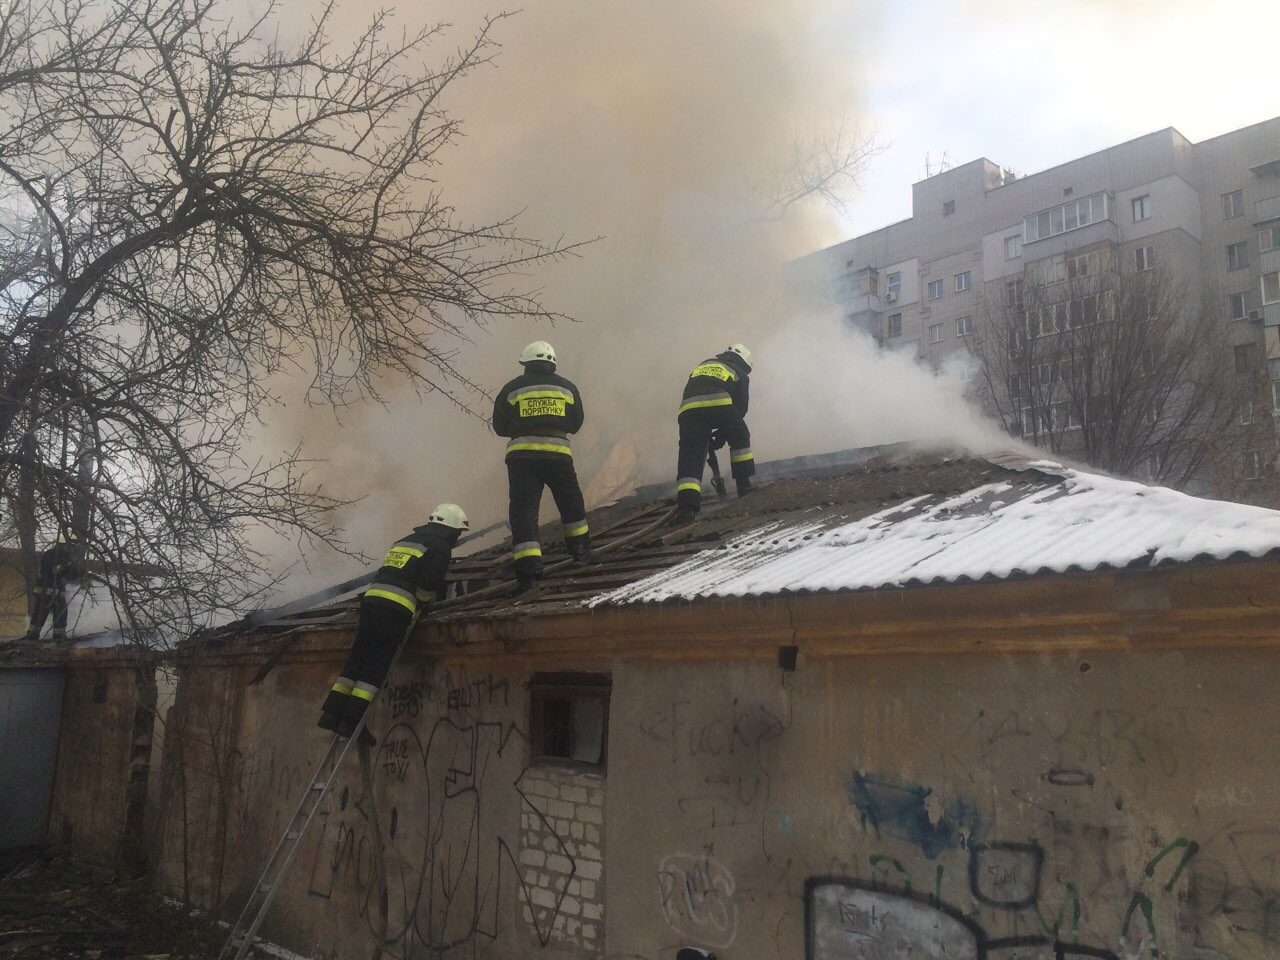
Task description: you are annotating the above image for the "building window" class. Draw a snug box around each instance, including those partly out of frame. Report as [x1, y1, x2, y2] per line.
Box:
[887, 313, 902, 337]
[1024, 192, 1110, 243]
[956, 315, 973, 336]
[1223, 190, 1244, 220]
[530, 673, 611, 769]
[1147, 452, 1164, 480]
[943, 199, 956, 216]
[1131, 195, 1151, 222]
[1273, 381, 1280, 413]
[1008, 375, 1022, 400]
[1243, 450, 1264, 480]
[1028, 253, 1066, 287]
[1260, 225, 1280, 254]
[1230, 292, 1248, 320]
[1263, 271, 1280, 306]
[1241, 403, 1255, 426]
[1004, 278, 1024, 311]
[954, 271, 971, 292]
[887, 271, 902, 296]
[928, 279, 944, 300]
[928, 322, 944, 343]
[1135, 245, 1155, 272]
[1227, 241, 1248, 271]
[1235, 343, 1258, 373]
[1004, 235, 1022, 260]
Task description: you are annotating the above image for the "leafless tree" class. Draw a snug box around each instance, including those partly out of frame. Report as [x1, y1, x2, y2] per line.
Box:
[968, 256, 1271, 498]
[762, 121, 883, 219]
[0, 0, 585, 641]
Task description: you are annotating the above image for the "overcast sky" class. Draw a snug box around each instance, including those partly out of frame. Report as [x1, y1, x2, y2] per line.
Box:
[837, 0, 1280, 237]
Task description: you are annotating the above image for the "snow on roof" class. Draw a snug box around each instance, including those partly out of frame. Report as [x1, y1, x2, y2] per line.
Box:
[590, 467, 1280, 605]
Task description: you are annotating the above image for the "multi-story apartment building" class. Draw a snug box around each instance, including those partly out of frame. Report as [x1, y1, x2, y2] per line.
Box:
[800, 116, 1280, 488]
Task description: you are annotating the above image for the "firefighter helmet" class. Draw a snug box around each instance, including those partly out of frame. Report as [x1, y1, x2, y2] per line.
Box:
[724, 342, 753, 371]
[428, 503, 469, 531]
[519, 340, 557, 366]
[56, 532, 77, 545]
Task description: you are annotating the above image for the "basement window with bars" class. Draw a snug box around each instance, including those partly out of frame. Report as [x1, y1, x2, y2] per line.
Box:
[530, 673, 611, 771]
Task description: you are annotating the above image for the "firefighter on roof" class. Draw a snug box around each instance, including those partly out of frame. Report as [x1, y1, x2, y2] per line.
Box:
[25, 533, 83, 641]
[492, 341, 591, 591]
[674, 343, 755, 523]
[319, 503, 468, 739]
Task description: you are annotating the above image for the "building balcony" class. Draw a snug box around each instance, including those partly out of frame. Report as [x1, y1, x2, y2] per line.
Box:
[1260, 303, 1280, 328]
[1260, 248, 1280, 275]
[1022, 218, 1119, 261]
[1256, 195, 1280, 225]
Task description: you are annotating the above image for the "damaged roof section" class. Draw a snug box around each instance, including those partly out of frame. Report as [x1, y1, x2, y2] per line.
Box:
[214, 447, 1280, 636]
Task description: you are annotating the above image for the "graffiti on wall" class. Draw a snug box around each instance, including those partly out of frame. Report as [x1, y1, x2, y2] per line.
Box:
[300, 668, 577, 957]
[658, 851, 739, 949]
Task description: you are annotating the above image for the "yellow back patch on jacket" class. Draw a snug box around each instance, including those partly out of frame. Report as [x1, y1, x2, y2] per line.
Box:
[382, 548, 414, 569]
[519, 397, 567, 417]
[690, 362, 734, 382]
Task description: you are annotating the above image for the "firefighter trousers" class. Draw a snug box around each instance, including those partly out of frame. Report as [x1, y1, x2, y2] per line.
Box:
[676, 409, 754, 513]
[507, 456, 590, 580]
[321, 599, 412, 723]
[27, 585, 68, 639]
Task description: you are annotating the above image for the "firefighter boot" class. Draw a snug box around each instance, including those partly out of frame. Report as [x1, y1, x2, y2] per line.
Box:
[736, 478, 754, 497]
[567, 537, 592, 565]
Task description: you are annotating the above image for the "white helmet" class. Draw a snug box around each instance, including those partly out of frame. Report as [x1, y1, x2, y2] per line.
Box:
[725, 343, 753, 371]
[57, 532, 77, 544]
[428, 503, 469, 531]
[520, 340, 557, 366]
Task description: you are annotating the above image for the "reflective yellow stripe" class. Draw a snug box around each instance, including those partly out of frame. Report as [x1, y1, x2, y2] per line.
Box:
[730, 451, 754, 463]
[330, 682, 353, 695]
[512, 389, 574, 402]
[679, 397, 735, 415]
[677, 481, 702, 492]
[564, 522, 589, 538]
[415, 588, 438, 603]
[507, 441, 573, 454]
[507, 384, 575, 404]
[513, 545, 543, 560]
[365, 588, 417, 613]
[351, 686, 376, 702]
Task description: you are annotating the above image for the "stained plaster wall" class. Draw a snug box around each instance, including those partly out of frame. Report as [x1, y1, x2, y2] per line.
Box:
[155, 563, 1280, 960]
[48, 649, 156, 873]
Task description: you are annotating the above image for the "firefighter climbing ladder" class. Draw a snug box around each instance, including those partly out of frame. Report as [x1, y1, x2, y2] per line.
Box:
[218, 501, 675, 960]
[216, 610, 421, 960]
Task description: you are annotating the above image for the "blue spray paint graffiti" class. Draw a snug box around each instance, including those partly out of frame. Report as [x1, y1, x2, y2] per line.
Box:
[848, 772, 982, 860]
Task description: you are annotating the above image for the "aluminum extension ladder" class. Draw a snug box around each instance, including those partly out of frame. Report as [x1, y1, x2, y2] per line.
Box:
[216, 613, 420, 960]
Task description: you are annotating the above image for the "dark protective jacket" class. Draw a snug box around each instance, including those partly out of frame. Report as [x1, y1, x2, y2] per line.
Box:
[36, 542, 82, 592]
[678, 351, 750, 418]
[491, 360, 585, 460]
[363, 522, 458, 616]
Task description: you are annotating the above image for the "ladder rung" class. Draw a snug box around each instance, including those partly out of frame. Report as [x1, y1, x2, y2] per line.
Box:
[285, 831, 302, 840]
[310, 780, 327, 790]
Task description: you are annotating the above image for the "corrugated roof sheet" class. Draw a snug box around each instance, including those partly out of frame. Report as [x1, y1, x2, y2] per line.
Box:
[589, 464, 1280, 605]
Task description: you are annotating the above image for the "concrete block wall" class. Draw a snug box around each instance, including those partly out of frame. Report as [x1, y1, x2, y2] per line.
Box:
[518, 768, 606, 949]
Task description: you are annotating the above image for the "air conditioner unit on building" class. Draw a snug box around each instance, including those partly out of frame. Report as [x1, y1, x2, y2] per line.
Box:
[884, 292, 898, 303]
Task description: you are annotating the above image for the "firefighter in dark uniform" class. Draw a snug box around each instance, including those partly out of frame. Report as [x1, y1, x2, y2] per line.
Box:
[25, 533, 83, 641]
[318, 503, 468, 738]
[675, 343, 755, 523]
[492, 340, 590, 591]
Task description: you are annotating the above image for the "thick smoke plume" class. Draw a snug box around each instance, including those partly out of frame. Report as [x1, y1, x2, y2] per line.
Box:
[268, 1, 1011, 589]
